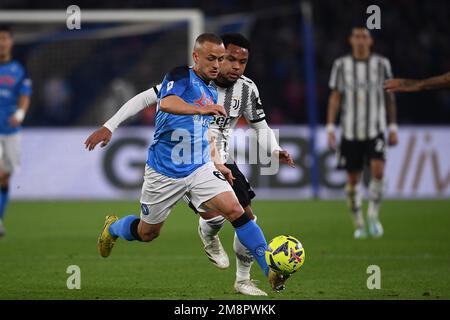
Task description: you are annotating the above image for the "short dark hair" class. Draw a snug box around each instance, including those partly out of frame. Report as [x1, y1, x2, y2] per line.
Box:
[0, 24, 12, 35]
[350, 25, 372, 36]
[195, 33, 223, 46]
[221, 33, 250, 50]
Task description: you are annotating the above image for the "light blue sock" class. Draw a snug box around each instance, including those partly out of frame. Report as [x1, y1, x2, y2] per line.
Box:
[0, 188, 9, 221]
[108, 215, 139, 241]
[234, 219, 269, 276]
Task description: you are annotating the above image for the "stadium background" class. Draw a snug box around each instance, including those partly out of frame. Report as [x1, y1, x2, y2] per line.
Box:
[0, 0, 449, 300]
[1, 0, 449, 200]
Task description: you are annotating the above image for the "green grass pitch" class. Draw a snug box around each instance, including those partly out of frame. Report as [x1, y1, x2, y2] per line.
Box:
[0, 199, 449, 300]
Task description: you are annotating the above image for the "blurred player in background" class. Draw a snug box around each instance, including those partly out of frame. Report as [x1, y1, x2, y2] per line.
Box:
[326, 27, 398, 239]
[86, 33, 294, 294]
[384, 71, 450, 92]
[0, 25, 32, 237]
[86, 33, 287, 292]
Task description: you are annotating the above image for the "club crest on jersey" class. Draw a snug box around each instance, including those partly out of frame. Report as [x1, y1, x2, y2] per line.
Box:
[166, 81, 174, 91]
[231, 97, 240, 110]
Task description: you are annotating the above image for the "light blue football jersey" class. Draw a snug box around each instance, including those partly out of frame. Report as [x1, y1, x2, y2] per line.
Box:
[147, 66, 218, 178]
[0, 60, 32, 134]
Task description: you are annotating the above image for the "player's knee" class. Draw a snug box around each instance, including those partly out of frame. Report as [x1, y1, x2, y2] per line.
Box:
[346, 173, 360, 186]
[372, 170, 384, 180]
[226, 202, 245, 221]
[0, 175, 9, 187]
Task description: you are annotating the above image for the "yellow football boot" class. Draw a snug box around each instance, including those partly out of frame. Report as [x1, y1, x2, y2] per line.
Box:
[97, 215, 119, 258]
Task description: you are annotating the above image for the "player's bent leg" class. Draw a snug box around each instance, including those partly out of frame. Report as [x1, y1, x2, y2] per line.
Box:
[190, 162, 284, 290]
[203, 191, 270, 277]
[137, 219, 164, 242]
[233, 210, 267, 296]
[243, 205, 255, 220]
[197, 212, 229, 269]
[98, 213, 165, 258]
[98, 214, 146, 257]
[183, 193, 230, 269]
[368, 159, 385, 238]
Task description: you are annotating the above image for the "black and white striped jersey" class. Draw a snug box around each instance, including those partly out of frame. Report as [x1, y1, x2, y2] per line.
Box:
[210, 75, 266, 163]
[329, 53, 393, 141]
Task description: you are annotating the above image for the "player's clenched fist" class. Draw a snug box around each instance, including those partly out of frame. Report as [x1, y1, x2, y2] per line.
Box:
[84, 126, 112, 151]
[199, 104, 226, 116]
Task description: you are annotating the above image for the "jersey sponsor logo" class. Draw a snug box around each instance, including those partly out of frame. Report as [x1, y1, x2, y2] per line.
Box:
[192, 114, 210, 127]
[211, 116, 234, 128]
[0, 76, 15, 86]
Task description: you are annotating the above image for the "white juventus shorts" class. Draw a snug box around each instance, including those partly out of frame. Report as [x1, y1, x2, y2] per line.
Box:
[0, 133, 21, 173]
[139, 162, 233, 225]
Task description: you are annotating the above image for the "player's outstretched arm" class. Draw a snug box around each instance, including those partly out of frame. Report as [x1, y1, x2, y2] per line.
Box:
[84, 87, 158, 151]
[85, 126, 112, 151]
[384, 72, 450, 93]
[159, 95, 226, 116]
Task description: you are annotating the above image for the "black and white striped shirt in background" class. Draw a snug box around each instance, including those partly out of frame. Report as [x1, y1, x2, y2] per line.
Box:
[329, 54, 393, 141]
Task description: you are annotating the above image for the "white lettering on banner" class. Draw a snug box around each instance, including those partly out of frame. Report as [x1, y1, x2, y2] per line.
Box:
[388, 130, 450, 196]
[10, 127, 450, 200]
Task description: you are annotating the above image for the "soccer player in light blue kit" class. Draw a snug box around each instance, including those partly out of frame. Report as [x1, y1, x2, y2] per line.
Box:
[0, 25, 32, 237]
[87, 33, 287, 290]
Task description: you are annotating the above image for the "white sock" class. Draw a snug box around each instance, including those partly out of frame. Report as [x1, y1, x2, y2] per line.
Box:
[345, 183, 364, 228]
[368, 178, 383, 220]
[199, 215, 225, 240]
[234, 233, 253, 282]
[234, 215, 256, 282]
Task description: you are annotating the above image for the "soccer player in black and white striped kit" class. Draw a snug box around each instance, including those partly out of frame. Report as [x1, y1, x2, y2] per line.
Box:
[86, 33, 294, 295]
[326, 27, 398, 239]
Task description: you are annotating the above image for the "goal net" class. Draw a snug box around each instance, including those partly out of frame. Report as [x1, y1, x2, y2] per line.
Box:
[0, 10, 204, 127]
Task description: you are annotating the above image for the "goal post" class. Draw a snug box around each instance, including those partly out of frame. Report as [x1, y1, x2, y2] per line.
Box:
[0, 9, 205, 64]
[0, 9, 205, 127]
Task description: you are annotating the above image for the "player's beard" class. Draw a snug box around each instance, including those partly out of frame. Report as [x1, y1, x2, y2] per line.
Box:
[214, 75, 236, 88]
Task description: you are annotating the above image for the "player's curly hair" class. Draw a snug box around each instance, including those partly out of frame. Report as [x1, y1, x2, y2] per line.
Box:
[221, 33, 250, 51]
